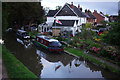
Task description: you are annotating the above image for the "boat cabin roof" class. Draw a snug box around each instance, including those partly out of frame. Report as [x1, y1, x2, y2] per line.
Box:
[37, 35, 59, 42]
[18, 30, 27, 33]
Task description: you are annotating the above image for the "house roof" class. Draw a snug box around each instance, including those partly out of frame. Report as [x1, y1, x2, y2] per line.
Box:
[47, 3, 86, 17]
[47, 10, 58, 17]
[93, 11, 105, 18]
[52, 20, 78, 27]
[88, 13, 96, 19]
[83, 12, 96, 19]
[67, 3, 86, 17]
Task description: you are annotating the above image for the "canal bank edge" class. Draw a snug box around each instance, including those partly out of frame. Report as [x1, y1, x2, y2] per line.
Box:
[65, 48, 120, 75]
[2, 45, 38, 78]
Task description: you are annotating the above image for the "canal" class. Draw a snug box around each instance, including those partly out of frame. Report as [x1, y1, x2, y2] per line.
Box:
[3, 31, 120, 79]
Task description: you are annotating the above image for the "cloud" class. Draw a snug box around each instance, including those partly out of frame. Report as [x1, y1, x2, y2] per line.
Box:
[41, 0, 119, 15]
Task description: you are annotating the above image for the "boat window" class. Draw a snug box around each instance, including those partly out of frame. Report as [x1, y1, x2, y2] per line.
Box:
[49, 41, 62, 47]
[41, 39, 43, 43]
[44, 41, 46, 44]
[37, 38, 39, 41]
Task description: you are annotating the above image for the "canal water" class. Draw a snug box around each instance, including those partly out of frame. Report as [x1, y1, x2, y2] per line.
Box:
[3, 32, 120, 79]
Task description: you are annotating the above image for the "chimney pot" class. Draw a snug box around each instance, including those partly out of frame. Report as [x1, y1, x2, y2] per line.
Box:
[71, 2, 73, 9]
[80, 8, 82, 11]
[85, 9, 87, 13]
[94, 10, 97, 13]
[78, 4, 80, 8]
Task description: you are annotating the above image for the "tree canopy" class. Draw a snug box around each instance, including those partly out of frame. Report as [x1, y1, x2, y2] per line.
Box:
[2, 2, 45, 32]
[56, 6, 62, 10]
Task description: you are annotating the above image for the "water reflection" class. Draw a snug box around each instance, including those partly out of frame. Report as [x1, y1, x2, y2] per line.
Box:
[16, 38, 33, 49]
[4, 32, 43, 77]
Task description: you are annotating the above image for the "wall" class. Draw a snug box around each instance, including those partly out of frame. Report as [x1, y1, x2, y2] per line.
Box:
[46, 17, 54, 23]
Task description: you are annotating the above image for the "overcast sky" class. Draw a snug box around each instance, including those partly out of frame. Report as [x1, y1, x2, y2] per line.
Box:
[41, 0, 120, 15]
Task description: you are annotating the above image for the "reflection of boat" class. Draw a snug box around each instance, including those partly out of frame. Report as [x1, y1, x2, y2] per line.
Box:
[34, 35, 64, 52]
[16, 30, 30, 39]
[17, 38, 33, 48]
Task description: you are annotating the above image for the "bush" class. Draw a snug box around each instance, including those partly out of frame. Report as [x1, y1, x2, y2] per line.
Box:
[103, 22, 120, 47]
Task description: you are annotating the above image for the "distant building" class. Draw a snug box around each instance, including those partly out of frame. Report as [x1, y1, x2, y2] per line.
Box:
[93, 10, 109, 25]
[109, 15, 118, 22]
[84, 9, 96, 25]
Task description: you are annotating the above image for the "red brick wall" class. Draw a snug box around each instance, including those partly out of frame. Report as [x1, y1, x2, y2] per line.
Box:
[93, 12, 105, 24]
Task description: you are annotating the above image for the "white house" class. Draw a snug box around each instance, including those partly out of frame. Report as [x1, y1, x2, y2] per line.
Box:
[44, 2, 87, 36]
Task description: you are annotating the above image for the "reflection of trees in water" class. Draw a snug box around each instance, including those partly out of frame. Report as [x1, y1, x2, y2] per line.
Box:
[85, 59, 101, 72]
[15, 44, 43, 77]
[101, 69, 120, 80]
[85, 59, 120, 79]
[4, 32, 43, 77]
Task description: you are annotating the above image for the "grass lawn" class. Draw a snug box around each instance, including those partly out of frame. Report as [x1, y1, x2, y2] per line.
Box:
[65, 47, 120, 75]
[2, 45, 38, 78]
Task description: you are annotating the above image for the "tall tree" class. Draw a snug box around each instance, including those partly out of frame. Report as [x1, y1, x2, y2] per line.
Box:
[4, 2, 44, 28]
[2, 3, 8, 33]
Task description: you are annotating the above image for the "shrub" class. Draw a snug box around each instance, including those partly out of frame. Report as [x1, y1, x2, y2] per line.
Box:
[103, 22, 120, 47]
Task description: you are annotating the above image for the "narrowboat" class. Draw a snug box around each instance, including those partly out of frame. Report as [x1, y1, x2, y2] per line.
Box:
[17, 38, 32, 49]
[16, 30, 30, 39]
[34, 35, 64, 52]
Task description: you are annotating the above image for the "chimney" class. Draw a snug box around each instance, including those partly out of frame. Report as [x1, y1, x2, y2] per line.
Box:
[80, 8, 82, 11]
[94, 10, 97, 13]
[85, 9, 87, 13]
[100, 11, 103, 15]
[78, 4, 80, 8]
[71, 2, 73, 9]
[88, 10, 90, 13]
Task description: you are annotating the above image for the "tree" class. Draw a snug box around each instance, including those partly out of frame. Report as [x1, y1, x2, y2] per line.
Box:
[2, 3, 8, 33]
[80, 23, 93, 40]
[105, 14, 109, 18]
[100, 21, 108, 27]
[4, 2, 44, 28]
[56, 6, 62, 10]
[44, 7, 50, 15]
[103, 22, 120, 47]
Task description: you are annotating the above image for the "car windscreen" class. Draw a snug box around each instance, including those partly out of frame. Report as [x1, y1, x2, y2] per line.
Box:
[49, 41, 62, 47]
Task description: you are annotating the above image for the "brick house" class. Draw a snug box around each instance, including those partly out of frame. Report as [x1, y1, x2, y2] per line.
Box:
[93, 10, 109, 25]
[93, 10, 105, 24]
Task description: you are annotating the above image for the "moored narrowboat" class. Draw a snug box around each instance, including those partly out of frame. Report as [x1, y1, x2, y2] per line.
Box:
[34, 35, 64, 52]
[16, 30, 30, 39]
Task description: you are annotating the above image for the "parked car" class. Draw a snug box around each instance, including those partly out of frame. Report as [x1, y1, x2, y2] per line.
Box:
[16, 30, 30, 39]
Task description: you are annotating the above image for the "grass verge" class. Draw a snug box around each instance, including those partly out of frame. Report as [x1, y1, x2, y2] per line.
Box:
[65, 47, 120, 75]
[2, 45, 38, 78]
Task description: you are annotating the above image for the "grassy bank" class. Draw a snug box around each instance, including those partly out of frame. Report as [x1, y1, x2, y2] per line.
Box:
[65, 47, 120, 75]
[2, 45, 38, 78]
